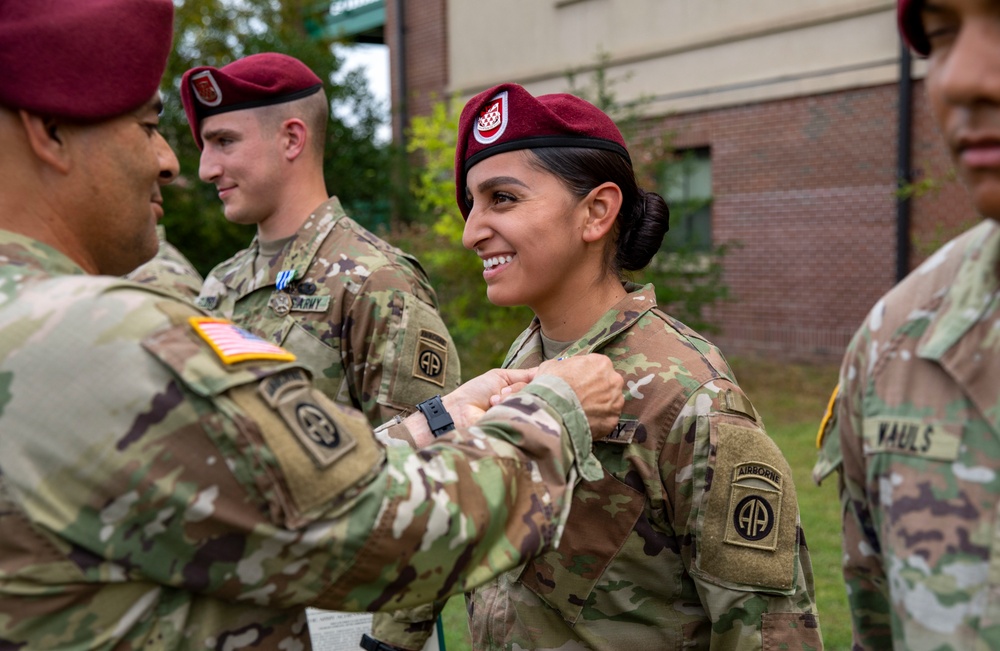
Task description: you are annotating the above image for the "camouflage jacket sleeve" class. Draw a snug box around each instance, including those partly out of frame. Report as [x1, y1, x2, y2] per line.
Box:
[835, 321, 895, 648]
[341, 265, 461, 425]
[812, 384, 842, 486]
[678, 380, 822, 649]
[0, 280, 597, 647]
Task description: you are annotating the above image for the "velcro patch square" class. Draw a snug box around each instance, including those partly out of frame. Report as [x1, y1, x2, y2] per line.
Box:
[413, 329, 448, 387]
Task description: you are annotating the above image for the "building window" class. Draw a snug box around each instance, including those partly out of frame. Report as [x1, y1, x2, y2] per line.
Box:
[661, 147, 712, 253]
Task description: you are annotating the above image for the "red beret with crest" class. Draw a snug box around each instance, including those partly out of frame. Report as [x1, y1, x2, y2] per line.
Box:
[180, 52, 323, 149]
[0, 0, 173, 120]
[454, 83, 630, 219]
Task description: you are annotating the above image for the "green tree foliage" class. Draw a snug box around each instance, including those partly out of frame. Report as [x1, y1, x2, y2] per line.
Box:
[160, 0, 394, 274]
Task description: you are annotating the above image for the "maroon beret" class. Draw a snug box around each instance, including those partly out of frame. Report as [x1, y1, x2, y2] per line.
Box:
[180, 53, 324, 149]
[454, 83, 630, 219]
[898, 0, 929, 56]
[0, 0, 173, 120]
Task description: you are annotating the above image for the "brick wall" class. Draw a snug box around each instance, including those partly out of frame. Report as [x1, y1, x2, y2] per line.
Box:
[386, 4, 976, 363]
[385, 0, 448, 137]
[643, 81, 973, 363]
[908, 80, 978, 268]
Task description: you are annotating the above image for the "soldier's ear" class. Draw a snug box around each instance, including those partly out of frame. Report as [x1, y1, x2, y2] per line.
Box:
[581, 182, 623, 244]
[19, 111, 72, 173]
[280, 118, 308, 162]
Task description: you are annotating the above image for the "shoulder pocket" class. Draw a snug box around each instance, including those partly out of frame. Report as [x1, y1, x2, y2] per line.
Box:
[695, 422, 798, 594]
[141, 314, 299, 397]
[142, 310, 384, 527]
[380, 294, 460, 408]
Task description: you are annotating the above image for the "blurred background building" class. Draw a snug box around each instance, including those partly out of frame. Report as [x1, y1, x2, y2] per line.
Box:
[318, 0, 974, 363]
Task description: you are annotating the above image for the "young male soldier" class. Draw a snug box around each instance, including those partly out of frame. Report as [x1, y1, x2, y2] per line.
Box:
[0, 1, 627, 648]
[181, 54, 460, 427]
[814, 0, 1000, 647]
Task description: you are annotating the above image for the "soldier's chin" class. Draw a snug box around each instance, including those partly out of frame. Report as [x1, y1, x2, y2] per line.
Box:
[966, 181, 1000, 221]
[130, 232, 161, 271]
[484, 287, 521, 308]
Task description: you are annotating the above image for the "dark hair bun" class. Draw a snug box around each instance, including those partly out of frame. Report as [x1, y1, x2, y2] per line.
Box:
[617, 190, 670, 271]
[527, 147, 670, 274]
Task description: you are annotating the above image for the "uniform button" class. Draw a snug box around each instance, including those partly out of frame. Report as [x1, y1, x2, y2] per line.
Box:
[298, 282, 317, 295]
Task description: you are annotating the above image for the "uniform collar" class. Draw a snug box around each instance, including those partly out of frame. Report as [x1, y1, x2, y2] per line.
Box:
[215, 196, 346, 295]
[505, 282, 657, 366]
[917, 219, 1000, 361]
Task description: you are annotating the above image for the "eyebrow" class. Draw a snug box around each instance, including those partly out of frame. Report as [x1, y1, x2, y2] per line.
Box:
[201, 127, 240, 142]
[476, 176, 529, 193]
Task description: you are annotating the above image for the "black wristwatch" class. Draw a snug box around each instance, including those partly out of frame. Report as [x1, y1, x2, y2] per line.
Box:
[415, 394, 455, 438]
[360, 633, 406, 651]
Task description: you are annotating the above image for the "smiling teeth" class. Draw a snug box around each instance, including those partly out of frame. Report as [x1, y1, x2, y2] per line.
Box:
[483, 255, 514, 270]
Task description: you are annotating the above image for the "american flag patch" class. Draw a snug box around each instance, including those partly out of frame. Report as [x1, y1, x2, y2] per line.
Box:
[189, 317, 296, 365]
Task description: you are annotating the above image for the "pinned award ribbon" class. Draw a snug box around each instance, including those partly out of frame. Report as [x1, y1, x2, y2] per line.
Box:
[276, 269, 297, 291]
[271, 268, 297, 316]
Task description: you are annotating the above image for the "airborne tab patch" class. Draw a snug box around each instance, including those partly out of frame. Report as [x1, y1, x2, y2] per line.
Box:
[189, 317, 296, 365]
[724, 462, 784, 551]
[259, 368, 311, 406]
[413, 329, 449, 387]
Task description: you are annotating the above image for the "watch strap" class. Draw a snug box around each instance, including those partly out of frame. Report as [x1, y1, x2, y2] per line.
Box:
[415, 394, 456, 438]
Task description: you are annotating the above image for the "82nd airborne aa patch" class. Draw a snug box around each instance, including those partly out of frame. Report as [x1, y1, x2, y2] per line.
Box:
[413, 329, 449, 387]
[724, 462, 784, 551]
[258, 369, 356, 469]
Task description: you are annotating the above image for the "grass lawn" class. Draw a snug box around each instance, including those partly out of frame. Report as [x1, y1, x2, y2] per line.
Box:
[437, 355, 850, 650]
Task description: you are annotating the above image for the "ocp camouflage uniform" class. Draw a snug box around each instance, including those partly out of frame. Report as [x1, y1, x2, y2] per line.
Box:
[814, 218, 1000, 650]
[0, 228, 601, 650]
[378, 283, 822, 650]
[196, 197, 459, 424]
[127, 224, 204, 301]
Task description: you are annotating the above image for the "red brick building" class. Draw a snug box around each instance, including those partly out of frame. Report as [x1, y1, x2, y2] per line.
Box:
[347, 0, 975, 362]
[660, 82, 972, 360]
